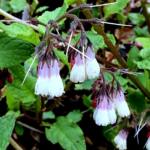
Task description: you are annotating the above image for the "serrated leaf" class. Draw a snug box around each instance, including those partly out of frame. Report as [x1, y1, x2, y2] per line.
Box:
[67, 110, 83, 123]
[9, 0, 27, 13]
[6, 65, 40, 111]
[0, 33, 34, 68]
[0, 111, 18, 150]
[136, 37, 150, 48]
[38, 3, 68, 25]
[46, 116, 86, 150]
[104, 0, 129, 18]
[0, 22, 40, 45]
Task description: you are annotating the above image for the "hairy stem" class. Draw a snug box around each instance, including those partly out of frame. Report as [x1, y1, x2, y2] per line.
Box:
[10, 138, 23, 150]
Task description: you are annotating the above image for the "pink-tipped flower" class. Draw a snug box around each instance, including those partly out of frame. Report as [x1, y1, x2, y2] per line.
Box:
[70, 54, 86, 83]
[114, 89, 130, 118]
[146, 132, 150, 150]
[93, 96, 110, 126]
[85, 46, 100, 79]
[114, 129, 128, 150]
[35, 59, 64, 97]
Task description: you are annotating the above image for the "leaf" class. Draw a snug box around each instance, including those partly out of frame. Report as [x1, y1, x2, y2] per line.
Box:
[46, 116, 86, 150]
[127, 47, 139, 69]
[82, 95, 92, 108]
[86, 31, 105, 50]
[128, 13, 145, 26]
[75, 79, 94, 90]
[135, 59, 150, 70]
[6, 65, 40, 111]
[104, 0, 130, 18]
[42, 111, 55, 120]
[139, 48, 150, 59]
[127, 90, 146, 113]
[65, 0, 86, 6]
[0, 0, 11, 11]
[38, 3, 68, 25]
[0, 111, 18, 150]
[67, 110, 83, 123]
[0, 22, 40, 45]
[0, 33, 34, 68]
[54, 49, 70, 69]
[9, 0, 27, 13]
[135, 37, 150, 48]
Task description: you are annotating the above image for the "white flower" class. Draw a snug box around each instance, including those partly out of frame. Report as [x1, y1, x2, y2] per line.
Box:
[146, 137, 150, 150]
[70, 54, 86, 83]
[107, 101, 117, 124]
[85, 46, 100, 79]
[114, 130, 128, 150]
[114, 90, 130, 117]
[35, 59, 64, 97]
[93, 96, 110, 126]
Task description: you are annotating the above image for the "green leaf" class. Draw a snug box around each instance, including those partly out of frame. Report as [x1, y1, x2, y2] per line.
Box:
[136, 37, 150, 48]
[0, 33, 34, 68]
[127, 47, 139, 69]
[6, 65, 40, 111]
[38, 3, 68, 25]
[86, 31, 105, 50]
[46, 116, 86, 150]
[0, 22, 40, 45]
[128, 13, 145, 25]
[0, 0, 11, 11]
[127, 90, 146, 113]
[134, 26, 149, 37]
[139, 48, 150, 58]
[65, 0, 86, 6]
[54, 49, 70, 69]
[104, 0, 130, 18]
[67, 110, 83, 123]
[15, 124, 24, 136]
[0, 111, 18, 150]
[82, 95, 92, 108]
[9, 0, 27, 13]
[75, 79, 94, 90]
[135, 59, 150, 70]
[42, 111, 55, 120]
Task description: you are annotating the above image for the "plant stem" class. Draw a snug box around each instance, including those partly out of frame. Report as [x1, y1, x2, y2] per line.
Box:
[0, 8, 39, 31]
[10, 137, 23, 150]
[77, 0, 150, 99]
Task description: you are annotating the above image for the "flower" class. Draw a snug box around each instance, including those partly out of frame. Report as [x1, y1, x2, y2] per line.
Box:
[114, 129, 128, 150]
[85, 46, 100, 79]
[114, 89, 130, 118]
[70, 54, 86, 83]
[35, 59, 64, 97]
[146, 133, 150, 150]
[93, 96, 117, 126]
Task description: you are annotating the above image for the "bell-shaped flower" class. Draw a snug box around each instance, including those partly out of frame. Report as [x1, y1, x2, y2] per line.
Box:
[146, 133, 150, 150]
[85, 46, 100, 79]
[114, 89, 130, 117]
[35, 59, 64, 97]
[70, 54, 86, 83]
[114, 129, 128, 150]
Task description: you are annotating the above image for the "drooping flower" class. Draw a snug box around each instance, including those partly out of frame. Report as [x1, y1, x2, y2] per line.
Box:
[70, 54, 86, 83]
[145, 132, 150, 150]
[85, 46, 100, 79]
[113, 88, 130, 118]
[93, 96, 110, 126]
[35, 59, 64, 97]
[114, 129, 128, 150]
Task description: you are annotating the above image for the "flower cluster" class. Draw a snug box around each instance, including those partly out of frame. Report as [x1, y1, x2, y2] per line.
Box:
[92, 79, 130, 126]
[70, 45, 100, 83]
